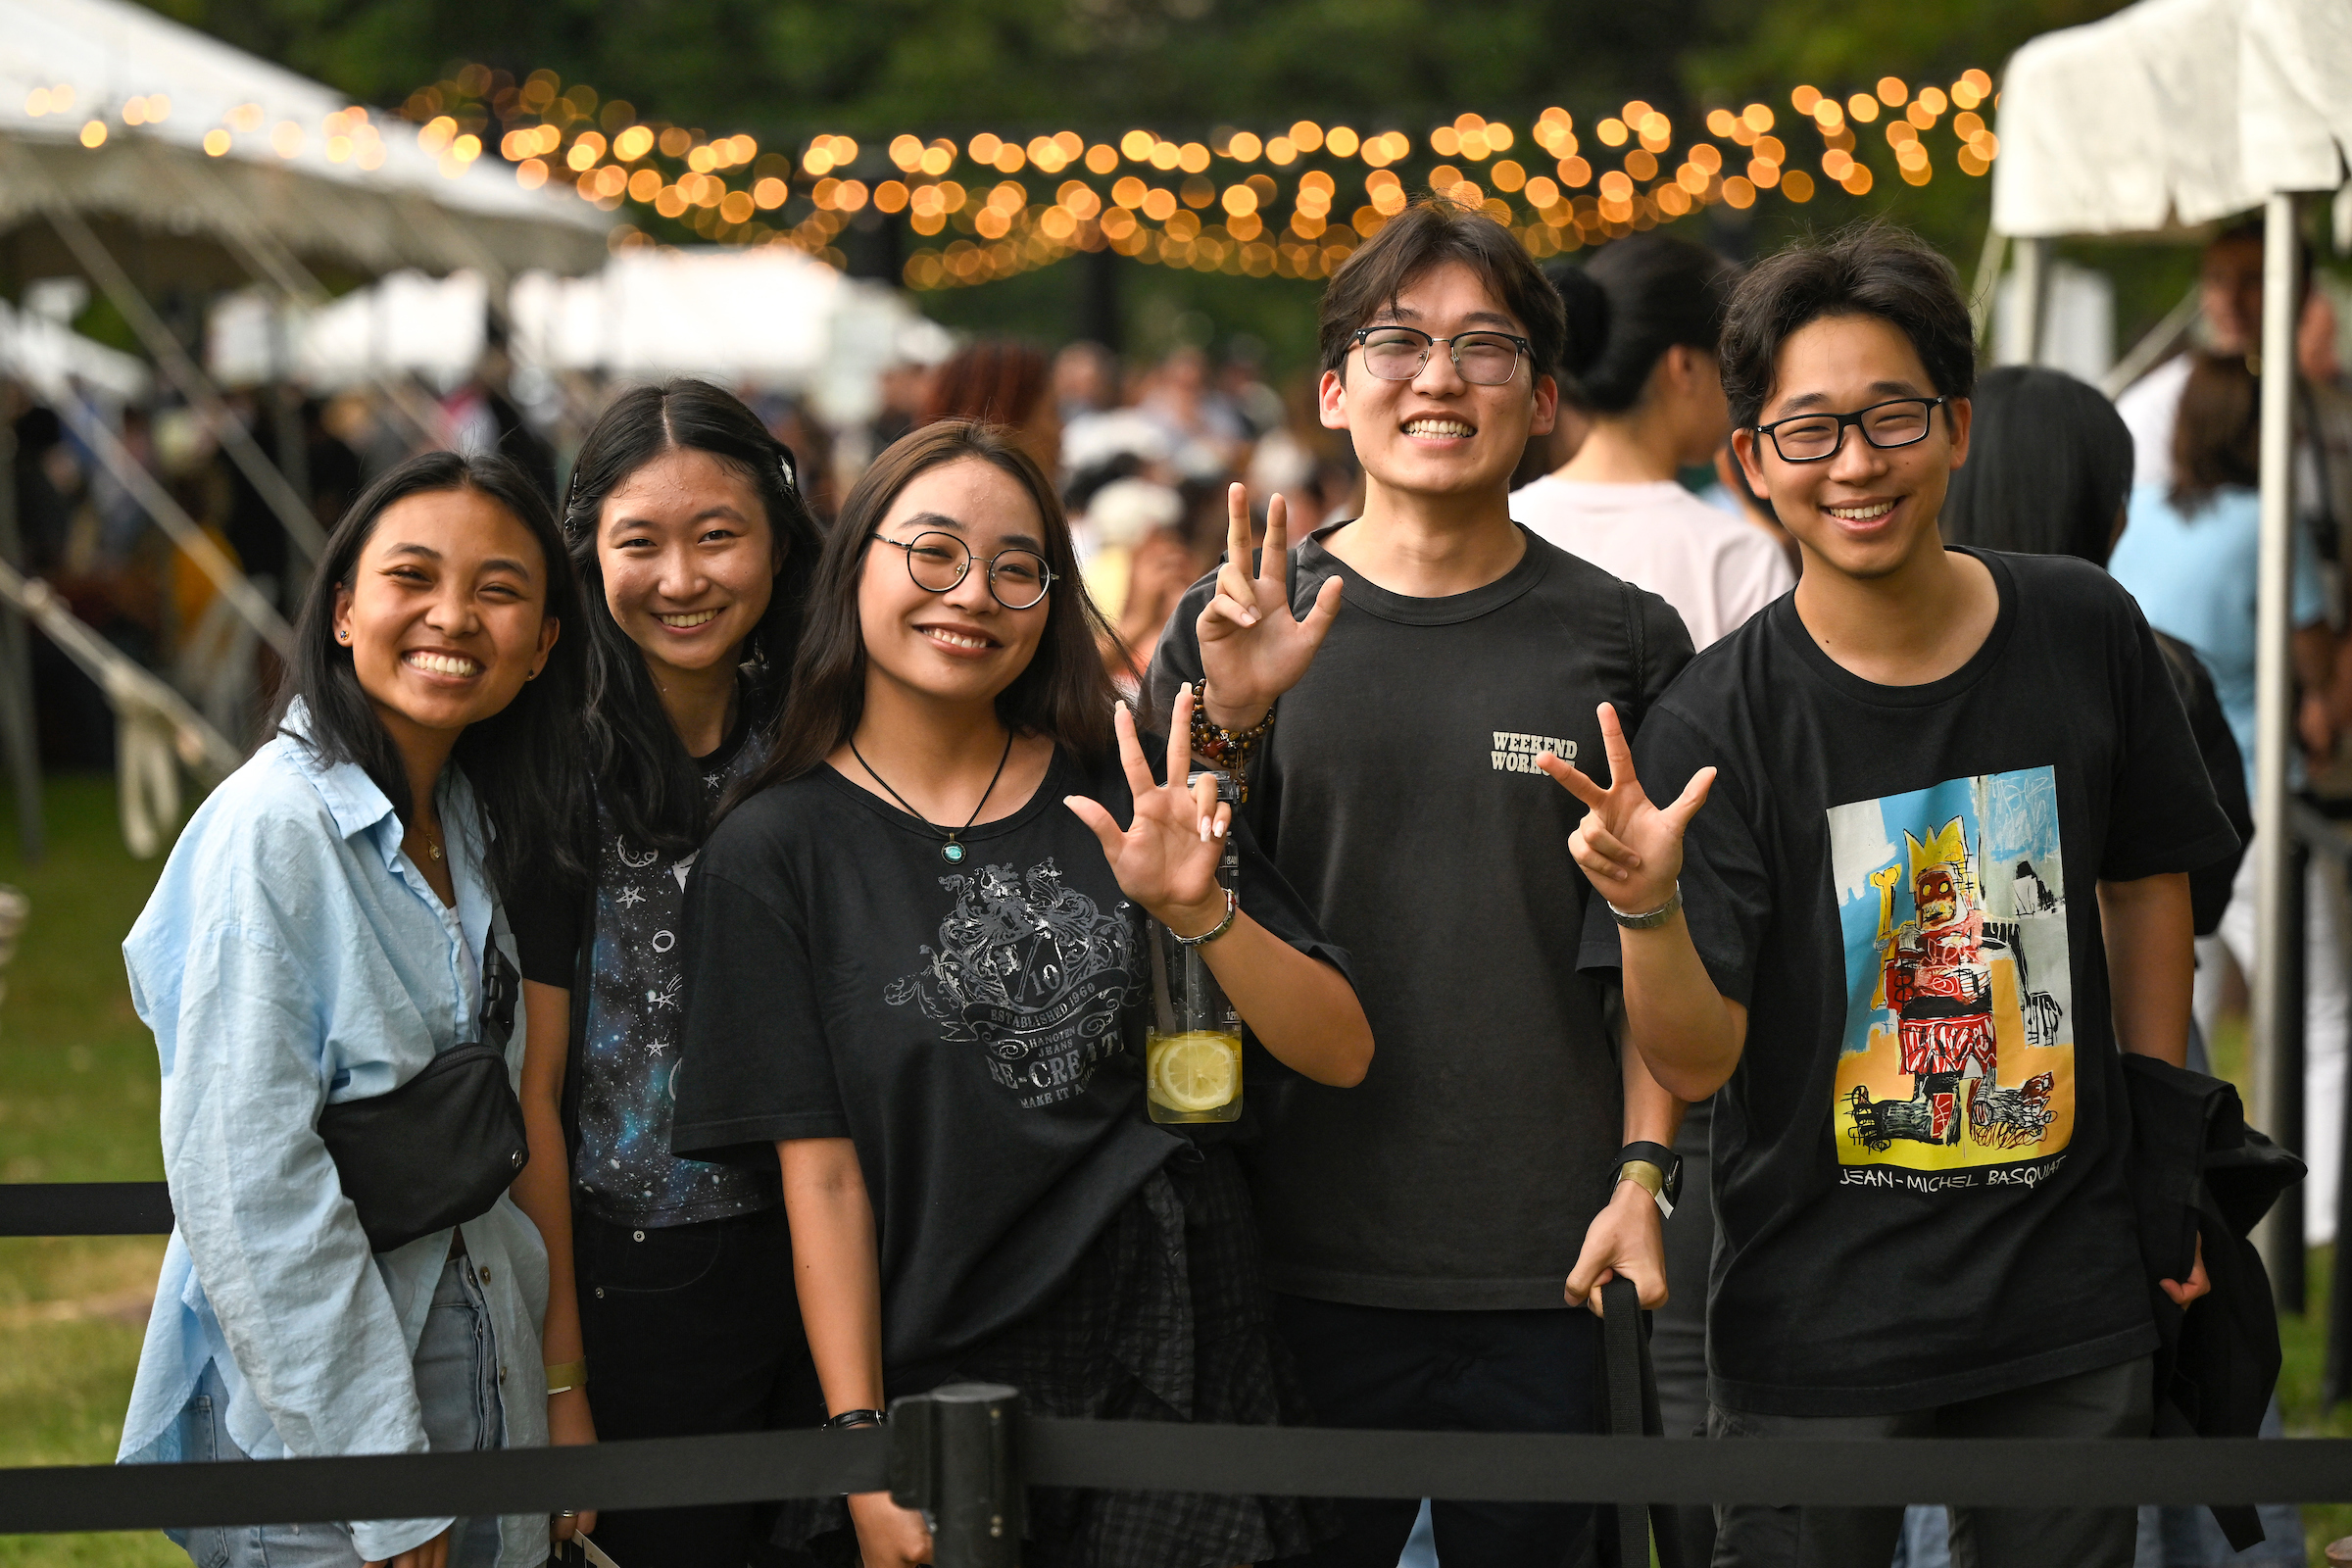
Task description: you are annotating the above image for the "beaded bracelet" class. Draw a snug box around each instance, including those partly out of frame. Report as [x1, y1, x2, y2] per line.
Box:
[1189, 679, 1274, 800]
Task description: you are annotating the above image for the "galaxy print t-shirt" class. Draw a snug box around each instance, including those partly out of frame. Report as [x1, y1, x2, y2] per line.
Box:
[514, 723, 777, 1228]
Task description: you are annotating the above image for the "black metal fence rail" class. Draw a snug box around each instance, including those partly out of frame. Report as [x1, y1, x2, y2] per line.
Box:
[8, 1181, 2352, 1565]
[2, 1416, 2350, 1534]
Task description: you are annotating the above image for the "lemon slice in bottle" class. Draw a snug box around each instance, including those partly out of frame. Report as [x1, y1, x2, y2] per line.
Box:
[1151, 1030, 1240, 1112]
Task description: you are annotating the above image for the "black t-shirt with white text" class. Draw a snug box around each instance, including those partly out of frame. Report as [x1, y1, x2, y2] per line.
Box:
[1146, 523, 1693, 1311]
[668, 747, 1349, 1374]
[1583, 549, 2238, 1416]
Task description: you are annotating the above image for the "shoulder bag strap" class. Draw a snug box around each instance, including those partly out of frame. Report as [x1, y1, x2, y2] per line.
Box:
[1619, 578, 1650, 738]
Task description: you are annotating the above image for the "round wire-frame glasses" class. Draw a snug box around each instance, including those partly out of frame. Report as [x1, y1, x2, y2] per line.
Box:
[1351, 325, 1532, 386]
[869, 530, 1056, 611]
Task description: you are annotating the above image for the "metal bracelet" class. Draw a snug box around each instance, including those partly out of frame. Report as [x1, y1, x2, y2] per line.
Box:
[1170, 887, 1239, 947]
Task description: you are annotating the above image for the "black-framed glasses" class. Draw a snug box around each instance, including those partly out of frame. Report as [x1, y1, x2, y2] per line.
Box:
[1351, 325, 1532, 386]
[1751, 397, 1950, 464]
[869, 530, 1055, 611]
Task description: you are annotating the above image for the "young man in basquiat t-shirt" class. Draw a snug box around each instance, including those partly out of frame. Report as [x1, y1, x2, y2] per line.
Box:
[1145, 199, 1692, 1568]
[1549, 223, 2232, 1568]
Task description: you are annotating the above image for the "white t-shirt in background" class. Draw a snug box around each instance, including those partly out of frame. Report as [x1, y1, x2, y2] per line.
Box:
[1509, 474, 1796, 647]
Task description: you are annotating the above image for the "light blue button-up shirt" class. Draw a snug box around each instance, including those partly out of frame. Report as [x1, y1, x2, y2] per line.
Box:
[118, 705, 550, 1567]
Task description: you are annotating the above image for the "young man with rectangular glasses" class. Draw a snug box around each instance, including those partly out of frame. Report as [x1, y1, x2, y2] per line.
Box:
[1146, 199, 1692, 1568]
[1550, 223, 2231, 1568]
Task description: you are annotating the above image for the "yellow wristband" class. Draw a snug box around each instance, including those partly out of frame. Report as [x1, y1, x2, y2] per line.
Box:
[1616, 1159, 1670, 1216]
[543, 1359, 586, 1395]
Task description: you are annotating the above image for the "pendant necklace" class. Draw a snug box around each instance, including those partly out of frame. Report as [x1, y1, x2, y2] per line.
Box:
[849, 730, 1016, 865]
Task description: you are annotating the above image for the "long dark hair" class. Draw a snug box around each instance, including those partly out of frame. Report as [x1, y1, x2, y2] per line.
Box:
[1941, 366, 2134, 564]
[735, 419, 1117, 801]
[1548, 234, 1735, 414]
[563, 379, 822, 854]
[2170, 352, 2261, 515]
[273, 450, 587, 889]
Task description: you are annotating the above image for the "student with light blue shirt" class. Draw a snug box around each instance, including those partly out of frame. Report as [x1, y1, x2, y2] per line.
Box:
[2108, 351, 2333, 795]
[118, 451, 588, 1568]
[2109, 348, 2348, 1265]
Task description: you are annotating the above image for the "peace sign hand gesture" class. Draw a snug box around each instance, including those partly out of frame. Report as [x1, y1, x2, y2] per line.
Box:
[1065, 690, 1233, 938]
[1536, 703, 1716, 917]
[1196, 483, 1344, 730]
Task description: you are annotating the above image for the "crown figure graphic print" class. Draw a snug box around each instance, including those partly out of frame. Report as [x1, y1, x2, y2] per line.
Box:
[1827, 766, 2074, 1178]
[885, 857, 1139, 1107]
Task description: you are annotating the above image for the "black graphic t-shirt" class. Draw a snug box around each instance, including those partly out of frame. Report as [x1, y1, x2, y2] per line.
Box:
[669, 746, 1349, 1374]
[1144, 523, 1693, 1311]
[511, 722, 776, 1228]
[1582, 549, 2238, 1416]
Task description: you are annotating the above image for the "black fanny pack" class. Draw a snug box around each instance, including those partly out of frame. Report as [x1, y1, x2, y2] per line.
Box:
[318, 933, 530, 1253]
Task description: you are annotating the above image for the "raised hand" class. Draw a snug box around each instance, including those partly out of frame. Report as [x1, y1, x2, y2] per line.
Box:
[1195, 482, 1343, 729]
[1065, 691, 1232, 937]
[1536, 703, 1715, 916]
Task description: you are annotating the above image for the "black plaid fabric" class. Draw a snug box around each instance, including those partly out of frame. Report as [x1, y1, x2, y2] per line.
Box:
[784, 1143, 1333, 1568]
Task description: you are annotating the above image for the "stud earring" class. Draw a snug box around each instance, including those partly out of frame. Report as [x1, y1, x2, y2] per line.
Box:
[337, 629, 349, 643]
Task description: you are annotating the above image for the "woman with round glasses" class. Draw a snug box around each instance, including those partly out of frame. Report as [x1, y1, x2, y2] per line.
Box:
[1511, 238, 1793, 650]
[669, 419, 1371, 1568]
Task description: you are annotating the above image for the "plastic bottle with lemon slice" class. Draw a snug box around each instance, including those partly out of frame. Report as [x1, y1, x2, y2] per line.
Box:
[1145, 771, 1245, 1124]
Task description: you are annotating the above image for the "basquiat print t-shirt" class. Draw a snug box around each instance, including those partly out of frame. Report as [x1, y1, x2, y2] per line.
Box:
[1583, 548, 2238, 1417]
[668, 746, 1349, 1374]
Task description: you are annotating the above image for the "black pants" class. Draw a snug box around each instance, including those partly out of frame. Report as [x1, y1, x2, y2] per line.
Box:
[1269, 1294, 1601, 1568]
[576, 1205, 823, 1568]
[1708, 1355, 2155, 1568]
[1655, 1098, 1719, 1564]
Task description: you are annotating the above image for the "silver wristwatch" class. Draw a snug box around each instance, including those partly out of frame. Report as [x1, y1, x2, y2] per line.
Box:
[1606, 880, 1682, 930]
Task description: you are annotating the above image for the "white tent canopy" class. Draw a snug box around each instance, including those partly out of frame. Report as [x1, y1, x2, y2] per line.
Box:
[1992, 0, 2352, 237]
[0, 293, 148, 403]
[0, 0, 611, 279]
[210, 270, 491, 391]
[512, 248, 952, 424]
[1991, 0, 2349, 1259]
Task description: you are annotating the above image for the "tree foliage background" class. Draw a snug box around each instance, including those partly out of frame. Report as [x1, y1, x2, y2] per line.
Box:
[136, 0, 2184, 367]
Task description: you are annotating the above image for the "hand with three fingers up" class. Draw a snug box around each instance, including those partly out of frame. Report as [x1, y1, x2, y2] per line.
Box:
[1194, 483, 1344, 731]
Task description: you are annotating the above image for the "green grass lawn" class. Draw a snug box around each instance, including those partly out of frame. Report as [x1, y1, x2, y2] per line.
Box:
[2207, 1011, 2352, 1564]
[0, 775, 2347, 1564]
[0, 775, 178, 1568]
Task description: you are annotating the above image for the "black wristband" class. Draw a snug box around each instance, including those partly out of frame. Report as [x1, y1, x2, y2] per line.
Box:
[823, 1408, 886, 1430]
[1612, 1140, 1684, 1210]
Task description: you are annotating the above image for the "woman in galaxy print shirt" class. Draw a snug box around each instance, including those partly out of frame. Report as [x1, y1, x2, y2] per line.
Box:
[503, 381, 823, 1568]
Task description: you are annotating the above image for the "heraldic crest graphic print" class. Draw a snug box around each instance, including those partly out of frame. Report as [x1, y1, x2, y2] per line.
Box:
[885, 858, 1137, 1109]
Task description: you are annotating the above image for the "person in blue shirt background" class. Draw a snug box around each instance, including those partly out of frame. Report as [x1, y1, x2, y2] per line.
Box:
[2109, 349, 2348, 1260]
[117, 451, 587, 1568]
[2109, 351, 2333, 797]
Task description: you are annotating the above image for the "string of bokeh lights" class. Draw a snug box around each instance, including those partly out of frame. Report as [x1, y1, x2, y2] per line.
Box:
[22, 64, 2001, 290]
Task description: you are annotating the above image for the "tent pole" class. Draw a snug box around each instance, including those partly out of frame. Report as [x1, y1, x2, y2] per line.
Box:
[40, 209, 326, 565]
[57, 401, 293, 661]
[2251, 190, 2301, 1285]
[0, 416, 42, 863]
[1970, 227, 2009, 347]
[2012, 237, 2053, 366]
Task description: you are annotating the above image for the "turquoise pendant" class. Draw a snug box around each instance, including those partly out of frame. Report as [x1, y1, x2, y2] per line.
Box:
[942, 841, 965, 864]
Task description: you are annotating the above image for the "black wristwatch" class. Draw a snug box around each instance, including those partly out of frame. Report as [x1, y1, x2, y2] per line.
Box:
[1611, 1141, 1684, 1217]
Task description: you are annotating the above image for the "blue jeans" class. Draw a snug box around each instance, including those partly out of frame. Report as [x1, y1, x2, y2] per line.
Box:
[169, 1255, 509, 1568]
